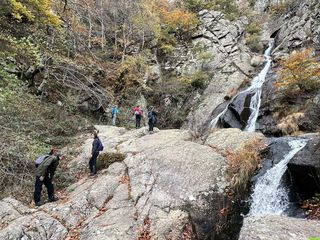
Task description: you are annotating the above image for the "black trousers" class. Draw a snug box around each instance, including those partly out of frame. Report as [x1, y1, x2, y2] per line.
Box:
[135, 115, 142, 128]
[148, 120, 154, 131]
[34, 176, 54, 203]
[89, 152, 99, 174]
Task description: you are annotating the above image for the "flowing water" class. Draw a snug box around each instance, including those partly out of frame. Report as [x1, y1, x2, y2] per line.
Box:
[248, 139, 308, 216]
[210, 40, 274, 131]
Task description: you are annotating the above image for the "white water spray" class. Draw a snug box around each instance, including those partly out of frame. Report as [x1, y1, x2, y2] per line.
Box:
[244, 40, 273, 132]
[210, 40, 274, 130]
[248, 139, 307, 216]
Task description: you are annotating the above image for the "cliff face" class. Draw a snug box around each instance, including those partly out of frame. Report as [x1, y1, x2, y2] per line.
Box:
[178, 10, 254, 134]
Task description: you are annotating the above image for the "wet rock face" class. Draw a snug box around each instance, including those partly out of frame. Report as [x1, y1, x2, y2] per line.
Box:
[239, 215, 320, 240]
[218, 91, 256, 129]
[288, 137, 320, 200]
[251, 137, 292, 183]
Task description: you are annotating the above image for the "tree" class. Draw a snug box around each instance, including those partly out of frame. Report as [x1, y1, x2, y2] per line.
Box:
[276, 49, 320, 95]
[7, 0, 61, 26]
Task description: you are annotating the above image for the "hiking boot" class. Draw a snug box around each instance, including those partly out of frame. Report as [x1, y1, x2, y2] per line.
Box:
[49, 196, 59, 202]
[35, 201, 44, 207]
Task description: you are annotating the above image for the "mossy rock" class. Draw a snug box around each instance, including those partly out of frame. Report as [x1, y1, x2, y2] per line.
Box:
[97, 152, 126, 171]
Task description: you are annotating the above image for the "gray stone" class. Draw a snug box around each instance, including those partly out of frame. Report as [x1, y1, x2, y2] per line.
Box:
[239, 215, 320, 240]
[0, 200, 67, 240]
[205, 128, 264, 152]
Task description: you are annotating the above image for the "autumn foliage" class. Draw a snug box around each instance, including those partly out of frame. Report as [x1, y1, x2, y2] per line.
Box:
[7, 0, 61, 26]
[276, 49, 320, 95]
[156, 0, 198, 33]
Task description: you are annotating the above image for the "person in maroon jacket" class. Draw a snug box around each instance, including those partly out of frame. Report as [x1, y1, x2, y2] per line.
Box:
[132, 105, 143, 129]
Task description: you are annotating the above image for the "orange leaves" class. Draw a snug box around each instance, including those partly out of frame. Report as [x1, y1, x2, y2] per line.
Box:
[138, 216, 152, 240]
[275, 48, 320, 94]
[155, 0, 198, 32]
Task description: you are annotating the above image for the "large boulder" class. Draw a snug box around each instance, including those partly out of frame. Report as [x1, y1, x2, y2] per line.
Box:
[205, 128, 264, 152]
[0, 126, 265, 240]
[288, 136, 320, 200]
[239, 215, 320, 240]
[0, 198, 67, 239]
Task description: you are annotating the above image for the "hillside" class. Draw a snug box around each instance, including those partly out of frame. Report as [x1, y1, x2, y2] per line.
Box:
[0, 0, 320, 239]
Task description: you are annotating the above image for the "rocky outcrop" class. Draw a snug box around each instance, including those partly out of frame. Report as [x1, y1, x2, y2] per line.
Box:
[288, 136, 320, 200]
[262, 0, 320, 59]
[0, 127, 265, 240]
[205, 128, 264, 151]
[173, 10, 254, 134]
[0, 198, 67, 239]
[239, 215, 320, 240]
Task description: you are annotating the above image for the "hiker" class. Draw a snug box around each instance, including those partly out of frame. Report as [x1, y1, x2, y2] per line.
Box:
[111, 105, 119, 126]
[133, 105, 143, 129]
[147, 108, 157, 132]
[34, 148, 64, 206]
[89, 130, 103, 176]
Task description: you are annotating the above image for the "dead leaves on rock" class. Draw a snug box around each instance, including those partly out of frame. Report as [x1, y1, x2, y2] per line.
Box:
[138, 216, 152, 240]
[301, 195, 320, 220]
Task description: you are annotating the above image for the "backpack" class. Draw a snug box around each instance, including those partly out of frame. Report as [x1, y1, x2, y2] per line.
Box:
[35, 155, 49, 165]
[97, 138, 104, 151]
[35, 155, 49, 167]
[134, 110, 141, 116]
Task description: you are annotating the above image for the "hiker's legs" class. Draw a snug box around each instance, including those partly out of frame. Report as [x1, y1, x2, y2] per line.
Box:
[89, 152, 99, 175]
[148, 120, 153, 131]
[137, 115, 141, 128]
[34, 176, 43, 204]
[89, 157, 94, 173]
[112, 115, 116, 126]
[135, 115, 138, 128]
[44, 176, 54, 200]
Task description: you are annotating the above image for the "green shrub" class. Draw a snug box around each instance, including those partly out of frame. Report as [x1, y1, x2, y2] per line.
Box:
[97, 152, 126, 171]
[245, 35, 263, 53]
[179, 71, 209, 90]
[269, 0, 294, 16]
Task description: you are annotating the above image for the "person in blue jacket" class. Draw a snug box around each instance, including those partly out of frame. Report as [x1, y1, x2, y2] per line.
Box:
[111, 105, 119, 126]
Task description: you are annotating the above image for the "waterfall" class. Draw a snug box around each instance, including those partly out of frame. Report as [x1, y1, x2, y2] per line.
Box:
[244, 41, 273, 132]
[248, 139, 308, 216]
[210, 40, 274, 130]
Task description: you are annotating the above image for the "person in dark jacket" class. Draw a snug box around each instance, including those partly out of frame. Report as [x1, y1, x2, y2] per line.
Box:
[147, 108, 157, 132]
[34, 148, 64, 206]
[89, 131, 100, 176]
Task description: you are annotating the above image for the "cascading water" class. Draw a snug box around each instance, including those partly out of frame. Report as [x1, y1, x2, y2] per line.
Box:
[210, 40, 274, 131]
[244, 40, 273, 132]
[248, 139, 308, 216]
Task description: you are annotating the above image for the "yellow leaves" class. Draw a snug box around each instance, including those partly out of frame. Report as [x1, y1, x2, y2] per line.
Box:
[276, 48, 320, 94]
[155, 0, 198, 32]
[8, 0, 61, 27]
[9, 0, 34, 21]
